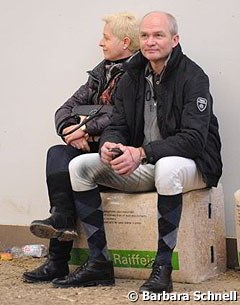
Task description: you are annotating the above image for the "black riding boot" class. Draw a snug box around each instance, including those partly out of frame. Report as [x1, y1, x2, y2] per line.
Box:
[139, 193, 182, 293]
[52, 188, 115, 288]
[30, 172, 78, 241]
[23, 238, 72, 283]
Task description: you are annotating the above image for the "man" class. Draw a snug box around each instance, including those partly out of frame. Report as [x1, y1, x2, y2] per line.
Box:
[52, 11, 222, 292]
[23, 12, 139, 283]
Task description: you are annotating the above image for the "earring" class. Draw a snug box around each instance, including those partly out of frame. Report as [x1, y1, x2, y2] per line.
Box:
[123, 46, 127, 50]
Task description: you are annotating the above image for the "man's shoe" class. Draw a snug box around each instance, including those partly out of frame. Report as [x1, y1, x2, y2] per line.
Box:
[52, 260, 115, 288]
[30, 213, 78, 241]
[23, 259, 69, 283]
[139, 264, 173, 293]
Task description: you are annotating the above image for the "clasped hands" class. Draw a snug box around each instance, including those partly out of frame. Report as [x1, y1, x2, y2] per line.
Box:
[100, 142, 141, 176]
[63, 120, 90, 152]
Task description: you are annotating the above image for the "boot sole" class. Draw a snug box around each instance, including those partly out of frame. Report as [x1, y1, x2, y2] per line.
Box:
[23, 276, 52, 283]
[23, 273, 68, 283]
[139, 282, 173, 294]
[52, 279, 115, 288]
[30, 223, 78, 241]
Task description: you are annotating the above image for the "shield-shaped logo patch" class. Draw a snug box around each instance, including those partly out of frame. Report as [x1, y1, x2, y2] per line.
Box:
[197, 97, 207, 112]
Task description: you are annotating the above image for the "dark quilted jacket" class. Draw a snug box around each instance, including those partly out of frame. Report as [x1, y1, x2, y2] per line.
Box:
[55, 60, 124, 136]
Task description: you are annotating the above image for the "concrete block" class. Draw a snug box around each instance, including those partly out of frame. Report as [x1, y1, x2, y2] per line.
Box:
[71, 184, 226, 283]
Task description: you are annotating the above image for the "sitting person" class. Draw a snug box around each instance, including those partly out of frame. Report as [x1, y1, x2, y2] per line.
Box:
[51, 11, 222, 292]
[23, 12, 139, 283]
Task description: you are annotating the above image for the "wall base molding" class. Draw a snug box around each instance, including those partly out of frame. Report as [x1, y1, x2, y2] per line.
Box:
[0, 224, 238, 269]
[0, 224, 48, 250]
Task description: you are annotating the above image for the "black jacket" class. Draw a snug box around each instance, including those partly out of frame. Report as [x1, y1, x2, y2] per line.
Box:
[55, 60, 124, 136]
[100, 45, 222, 187]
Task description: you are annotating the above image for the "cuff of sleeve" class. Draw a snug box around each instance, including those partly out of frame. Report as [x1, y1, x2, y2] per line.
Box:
[80, 124, 87, 132]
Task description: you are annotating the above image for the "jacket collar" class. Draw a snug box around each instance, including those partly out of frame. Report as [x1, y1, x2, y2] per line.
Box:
[88, 57, 130, 80]
[125, 44, 183, 82]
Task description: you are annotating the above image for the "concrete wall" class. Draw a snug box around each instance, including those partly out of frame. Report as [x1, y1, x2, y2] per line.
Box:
[0, 0, 239, 237]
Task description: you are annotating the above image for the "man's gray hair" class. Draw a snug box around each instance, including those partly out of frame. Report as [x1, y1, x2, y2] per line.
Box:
[142, 11, 178, 36]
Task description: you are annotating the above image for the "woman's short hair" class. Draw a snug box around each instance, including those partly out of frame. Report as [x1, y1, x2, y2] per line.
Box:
[102, 12, 140, 53]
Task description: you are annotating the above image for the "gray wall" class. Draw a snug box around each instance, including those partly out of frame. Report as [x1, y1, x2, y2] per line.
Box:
[0, 0, 239, 237]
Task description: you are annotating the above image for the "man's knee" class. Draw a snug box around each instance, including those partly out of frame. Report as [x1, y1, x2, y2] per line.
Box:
[69, 153, 102, 180]
[155, 157, 185, 195]
[69, 153, 102, 191]
[69, 155, 86, 178]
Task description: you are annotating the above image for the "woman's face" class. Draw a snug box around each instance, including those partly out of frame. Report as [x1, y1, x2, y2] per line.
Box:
[99, 24, 129, 61]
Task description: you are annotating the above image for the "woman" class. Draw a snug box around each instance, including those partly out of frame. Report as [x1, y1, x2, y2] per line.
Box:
[23, 12, 139, 283]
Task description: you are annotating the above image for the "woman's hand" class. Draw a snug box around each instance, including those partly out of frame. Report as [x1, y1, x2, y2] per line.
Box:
[62, 124, 90, 151]
[63, 125, 86, 144]
[70, 136, 90, 152]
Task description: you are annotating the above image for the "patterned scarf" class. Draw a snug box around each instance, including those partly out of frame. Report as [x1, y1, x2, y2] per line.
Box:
[99, 62, 124, 105]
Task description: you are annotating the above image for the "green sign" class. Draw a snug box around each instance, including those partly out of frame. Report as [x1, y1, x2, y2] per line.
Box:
[70, 248, 179, 270]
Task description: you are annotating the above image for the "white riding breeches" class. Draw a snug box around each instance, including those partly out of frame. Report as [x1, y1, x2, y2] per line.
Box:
[69, 153, 207, 195]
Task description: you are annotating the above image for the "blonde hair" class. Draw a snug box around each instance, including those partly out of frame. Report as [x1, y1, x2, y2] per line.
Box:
[102, 12, 140, 53]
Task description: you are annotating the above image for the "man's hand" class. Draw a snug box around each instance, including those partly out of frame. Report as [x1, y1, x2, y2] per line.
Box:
[101, 142, 141, 175]
[100, 142, 121, 165]
[111, 146, 141, 176]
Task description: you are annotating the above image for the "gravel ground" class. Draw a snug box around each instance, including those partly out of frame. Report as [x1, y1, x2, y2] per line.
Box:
[1, 257, 240, 305]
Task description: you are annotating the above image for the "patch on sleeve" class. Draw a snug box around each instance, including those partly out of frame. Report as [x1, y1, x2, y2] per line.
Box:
[197, 97, 208, 112]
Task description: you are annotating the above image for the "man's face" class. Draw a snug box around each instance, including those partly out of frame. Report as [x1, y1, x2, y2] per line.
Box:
[99, 24, 126, 61]
[139, 13, 179, 66]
